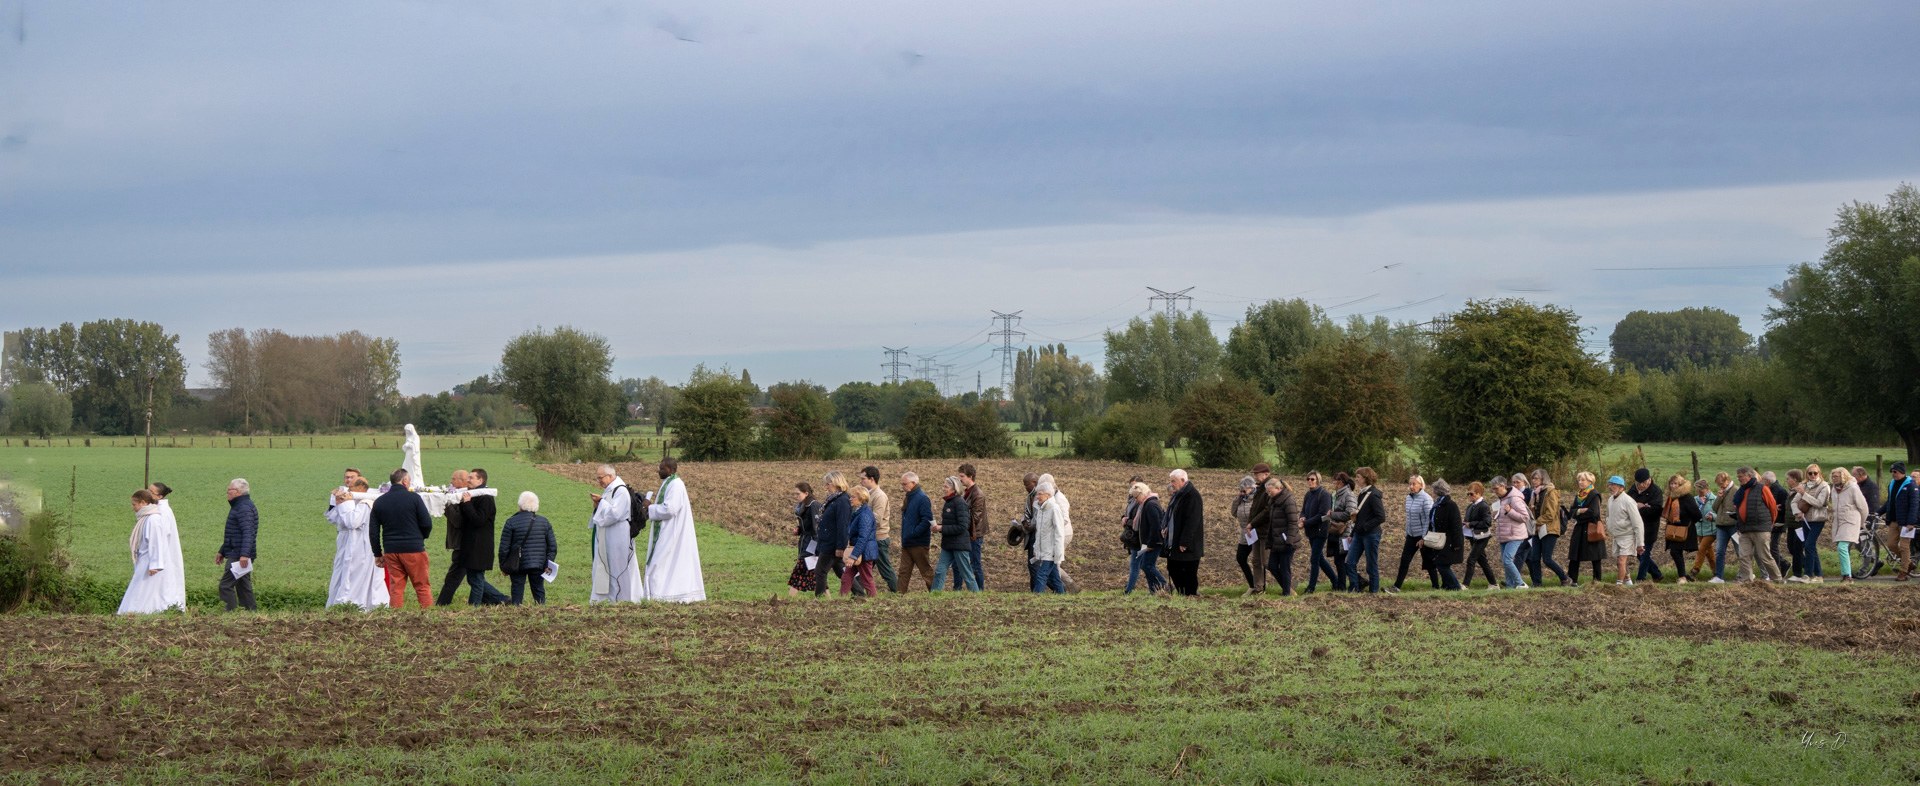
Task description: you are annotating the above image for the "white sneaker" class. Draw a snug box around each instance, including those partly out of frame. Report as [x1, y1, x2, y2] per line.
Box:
[1624, 580, 1634, 586]
[1786, 576, 1806, 583]
[1515, 583, 1530, 590]
[1708, 577, 1725, 584]
[1807, 577, 1824, 584]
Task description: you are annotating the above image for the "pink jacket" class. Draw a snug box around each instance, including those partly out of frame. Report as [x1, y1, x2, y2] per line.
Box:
[1494, 489, 1532, 543]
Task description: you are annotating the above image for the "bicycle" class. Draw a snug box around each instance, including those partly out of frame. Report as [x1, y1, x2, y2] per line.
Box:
[1850, 514, 1886, 579]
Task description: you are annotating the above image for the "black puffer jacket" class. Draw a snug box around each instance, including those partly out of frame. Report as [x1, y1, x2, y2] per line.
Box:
[939, 493, 972, 552]
[497, 510, 558, 575]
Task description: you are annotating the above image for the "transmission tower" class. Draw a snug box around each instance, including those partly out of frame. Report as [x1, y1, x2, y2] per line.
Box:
[915, 355, 936, 384]
[938, 364, 956, 397]
[881, 347, 910, 384]
[1147, 287, 1194, 316]
[989, 310, 1025, 399]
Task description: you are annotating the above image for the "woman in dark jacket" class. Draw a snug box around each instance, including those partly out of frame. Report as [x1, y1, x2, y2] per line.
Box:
[1125, 482, 1169, 595]
[933, 476, 979, 592]
[812, 473, 854, 598]
[1565, 472, 1605, 586]
[1344, 467, 1388, 594]
[1263, 478, 1302, 596]
[1663, 474, 1702, 583]
[787, 482, 822, 596]
[498, 491, 558, 605]
[1299, 471, 1337, 593]
[1461, 482, 1496, 588]
[1429, 480, 1464, 590]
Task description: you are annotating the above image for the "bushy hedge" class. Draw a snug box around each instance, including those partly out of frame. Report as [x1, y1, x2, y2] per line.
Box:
[1070, 402, 1172, 464]
[890, 399, 1013, 459]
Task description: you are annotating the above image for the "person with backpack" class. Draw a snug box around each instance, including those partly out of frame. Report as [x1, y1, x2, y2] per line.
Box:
[1730, 467, 1783, 582]
[498, 491, 558, 605]
[587, 464, 642, 603]
[1565, 472, 1605, 587]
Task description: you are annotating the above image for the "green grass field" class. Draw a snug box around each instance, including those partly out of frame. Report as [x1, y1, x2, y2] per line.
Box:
[0, 444, 792, 610]
[2, 590, 1915, 784]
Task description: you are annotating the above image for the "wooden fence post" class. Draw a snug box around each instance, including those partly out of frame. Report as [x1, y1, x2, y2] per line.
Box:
[1690, 451, 1699, 483]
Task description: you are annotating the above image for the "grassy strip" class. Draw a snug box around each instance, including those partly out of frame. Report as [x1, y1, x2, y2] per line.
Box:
[2, 595, 1914, 784]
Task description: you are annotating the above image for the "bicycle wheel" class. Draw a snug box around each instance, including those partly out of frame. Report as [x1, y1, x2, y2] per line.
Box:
[1852, 532, 1881, 579]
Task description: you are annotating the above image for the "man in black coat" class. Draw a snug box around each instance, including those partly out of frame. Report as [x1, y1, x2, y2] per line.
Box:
[455, 468, 511, 606]
[371, 469, 435, 608]
[1165, 469, 1205, 596]
[216, 478, 259, 611]
[436, 469, 471, 607]
[1628, 468, 1664, 582]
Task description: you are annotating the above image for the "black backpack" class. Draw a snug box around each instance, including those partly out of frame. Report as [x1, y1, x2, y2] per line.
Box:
[625, 485, 649, 539]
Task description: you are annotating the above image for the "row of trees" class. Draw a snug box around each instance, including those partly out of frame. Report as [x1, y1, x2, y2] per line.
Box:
[2, 320, 188, 436]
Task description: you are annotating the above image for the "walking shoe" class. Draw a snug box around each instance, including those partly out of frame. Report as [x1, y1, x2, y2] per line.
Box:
[1806, 577, 1824, 584]
[1569, 581, 1581, 588]
[1676, 576, 1689, 584]
[1785, 575, 1805, 583]
[1515, 583, 1530, 590]
[1384, 586, 1400, 595]
[1897, 572, 1910, 582]
[1708, 577, 1725, 584]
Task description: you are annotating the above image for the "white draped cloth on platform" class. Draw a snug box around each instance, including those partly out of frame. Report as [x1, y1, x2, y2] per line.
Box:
[325, 495, 389, 610]
[643, 475, 706, 603]
[118, 500, 186, 614]
[590, 480, 642, 603]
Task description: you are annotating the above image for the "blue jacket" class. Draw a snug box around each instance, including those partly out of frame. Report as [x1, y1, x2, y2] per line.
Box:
[816, 491, 851, 553]
[370, 486, 434, 556]
[848, 505, 877, 561]
[900, 487, 933, 548]
[220, 494, 258, 560]
[1300, 487, 1332, 538]
[497, 510, 558, 575]
[1897, 482, 1920, 527]
[1886, 477, 1913, 522]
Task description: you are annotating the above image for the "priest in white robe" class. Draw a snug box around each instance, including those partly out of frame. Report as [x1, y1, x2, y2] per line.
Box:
[326, 482, 390, 610]
[643, 457, 706, 603]
[589, 464, 642, 603]
[119, 488, 187, 614]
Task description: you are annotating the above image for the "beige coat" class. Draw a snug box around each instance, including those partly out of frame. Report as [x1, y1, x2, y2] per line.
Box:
[1794, 480, 1832, 523]
[1604, 490, 1642, 549]
[1831, 481, 1867, 543]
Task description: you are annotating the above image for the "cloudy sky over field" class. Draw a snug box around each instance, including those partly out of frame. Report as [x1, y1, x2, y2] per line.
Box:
[4, 0, 1917, 394]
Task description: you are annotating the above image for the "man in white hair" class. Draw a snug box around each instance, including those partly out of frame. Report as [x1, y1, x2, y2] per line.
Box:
[1030, 480, 1067, 593]
[641, 456, 706, 603]
[588, 464, 642, 603]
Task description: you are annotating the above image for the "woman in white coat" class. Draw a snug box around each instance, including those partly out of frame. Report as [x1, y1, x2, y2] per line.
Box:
[1829, 468, 1868, 583]
[119, 487, 187, 614]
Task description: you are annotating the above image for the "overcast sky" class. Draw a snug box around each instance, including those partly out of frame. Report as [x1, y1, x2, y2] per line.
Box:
[4, 0, 1917, 395]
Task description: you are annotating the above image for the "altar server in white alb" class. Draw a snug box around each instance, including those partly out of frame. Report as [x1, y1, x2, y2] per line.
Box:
[325, 478, 390, 610]
[589, 464, 643, 603]
[119, 485, 187, 614]
[642, 456, 706, 603]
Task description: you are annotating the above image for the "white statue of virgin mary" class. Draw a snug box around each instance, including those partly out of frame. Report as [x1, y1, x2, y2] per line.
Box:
[401, 424, 424, 489]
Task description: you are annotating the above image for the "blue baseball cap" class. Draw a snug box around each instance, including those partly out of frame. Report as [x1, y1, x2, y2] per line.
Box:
[1607, 475, 1626, 487]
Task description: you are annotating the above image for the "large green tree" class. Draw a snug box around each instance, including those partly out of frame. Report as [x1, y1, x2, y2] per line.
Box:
[8, 382, 72, 438]
[1766, 184, 1920, 462]
[828, 381, 885, 432]
[1275, 339, 1416, 473]
[1419, 300, 1613, 479]
[890, 398, 1014, 459]
[13, 320, 187, 435]
[673, 365, 756, 461]
[619, 376, 679, 435]
[1608, 307, 1752, 372]
[760, 382, 842, 460]
[1223, 299, 1342, 397]
[1103, 312, 1221, 407]
[1011, 344, 1103, 431]
[496, 326, 614, 446]
[1173, 378, 1272, 469]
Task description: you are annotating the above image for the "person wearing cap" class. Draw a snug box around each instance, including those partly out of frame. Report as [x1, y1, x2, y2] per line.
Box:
[1603, 475, 1643, 584]
[1730, 467, 1783, 582]
[1891, 465, 1920, 580]
[1627, 468, 1665, 582]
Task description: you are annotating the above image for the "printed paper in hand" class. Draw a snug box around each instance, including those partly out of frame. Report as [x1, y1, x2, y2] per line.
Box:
[1341, 537, 1353, 551]
[1243, 530, 1258, 546]
[228, 560, 253, 579]
[805, 539, 818, 556]
[1796, 527, 1808, 543]
[804, 556, 820, 571]
[1902, 526, 1917, 539]
[541, 561, 559, 583]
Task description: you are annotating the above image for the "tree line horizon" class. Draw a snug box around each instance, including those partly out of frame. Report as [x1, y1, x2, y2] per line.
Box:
[3, 185, 1915, 471]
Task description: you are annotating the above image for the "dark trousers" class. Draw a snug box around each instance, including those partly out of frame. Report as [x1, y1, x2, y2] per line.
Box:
[1305, 534, 1340, 591]
[1393, 535, 1423, 589]
[1528, 534, 1568, 585]
[437, 550, 467, 606]
[875, 538, 898, 592]
[813, 553, 845, 598]
[1436, 562, 1461, 589]
[1636, 526, 1665, 580]
[1267, 545, 1296, 596]
[1770, 526, 1793, 577]
[1237, 539, 1269, 592]
[218, 566, 256, 611]
[1345, 531, 1382, 592]
[1463, 538, 1497, 587]
[1781, 526, 1805, 577]
[508, 573, 546, 605]
[1666, 544, 1691, 576]
[467, 569, 509, 606]
[1167, 559, 1200, 596]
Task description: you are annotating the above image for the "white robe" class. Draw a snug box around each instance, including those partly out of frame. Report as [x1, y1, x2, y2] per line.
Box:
[590, 481, 642, 603]
[325, 498, 390, 610]
[401, 424, 424, 489]
[118, 501, 186, 614]
[643, 476, 706, 603]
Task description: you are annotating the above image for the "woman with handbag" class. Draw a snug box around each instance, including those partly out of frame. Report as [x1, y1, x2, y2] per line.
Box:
[1661, 474, 1701, 583]
[498, 491, 558, 605]
[1391, 474, 1434, 593]
[1493, 475, 1533, 589]
[1461, 482, 1498, 588]
[1325, 472, 1356, 589]
[1565, 472, 1606, 586]
[1527, 469, 1570, 586]
[787, 482, 823, 596]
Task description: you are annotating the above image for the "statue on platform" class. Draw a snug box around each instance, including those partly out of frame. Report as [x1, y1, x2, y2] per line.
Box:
[401, 424, 424, 490]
